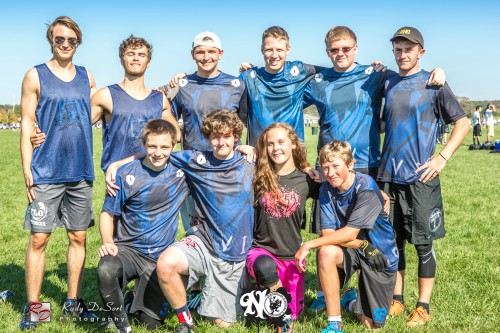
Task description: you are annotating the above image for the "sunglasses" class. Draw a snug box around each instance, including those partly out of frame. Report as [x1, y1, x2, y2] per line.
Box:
[54, 36, 79, 47]
[329, 46, 355, 55]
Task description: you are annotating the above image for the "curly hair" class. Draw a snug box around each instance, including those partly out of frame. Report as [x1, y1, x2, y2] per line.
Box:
[253, 123, 309, 206]
[200, 110, 243, 140]
[119, 35, 153, 61]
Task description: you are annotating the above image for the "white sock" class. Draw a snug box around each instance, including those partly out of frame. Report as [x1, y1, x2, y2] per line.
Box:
[327, 315, 342, 322]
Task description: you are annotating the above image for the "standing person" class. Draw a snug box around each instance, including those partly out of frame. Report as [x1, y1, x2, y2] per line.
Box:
[473, 105, 482, 145]
[19, 16, 97, 330]
[295, 141, 398, 333]
[247, 123, 319, 333]
[484, 103, 496, 143]
[378, 26, 469, 327]
[97, 120, 188, 333]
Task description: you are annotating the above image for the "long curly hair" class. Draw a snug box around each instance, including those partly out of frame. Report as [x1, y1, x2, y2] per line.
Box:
[253, 123, 309, 206]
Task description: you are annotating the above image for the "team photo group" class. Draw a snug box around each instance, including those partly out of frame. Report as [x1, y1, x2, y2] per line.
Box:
[18, 15, 469, 333]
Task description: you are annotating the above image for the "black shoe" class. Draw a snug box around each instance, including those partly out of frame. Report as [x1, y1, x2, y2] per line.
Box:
[62, 297, 99, 322]
[19, 304, 38, 331]
[174, 323, 194, 333]
[123, 291, 135, 314]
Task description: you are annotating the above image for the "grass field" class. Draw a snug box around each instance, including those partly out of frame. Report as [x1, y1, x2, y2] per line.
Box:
[0, 128, 499, 333]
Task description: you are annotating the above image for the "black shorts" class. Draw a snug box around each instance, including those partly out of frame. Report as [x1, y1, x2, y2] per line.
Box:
[343, 248, 396, 328]
[111, 246, 169, 321]
[383, 178, 445, 245]
[473, 124, 482, 136]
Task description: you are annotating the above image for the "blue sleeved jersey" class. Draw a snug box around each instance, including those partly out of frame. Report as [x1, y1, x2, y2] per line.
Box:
[240, 61, 316, 147]
[171, 72, 246, 151]
[377, 70, 466, 184]
[102, 159, 189, 260]
[304, 64, 397, 169]
[320, 173, 398, 272]
[169, 151, 254, 261]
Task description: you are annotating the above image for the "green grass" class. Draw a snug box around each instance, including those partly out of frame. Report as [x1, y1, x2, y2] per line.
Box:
[0, 128, 499, 332]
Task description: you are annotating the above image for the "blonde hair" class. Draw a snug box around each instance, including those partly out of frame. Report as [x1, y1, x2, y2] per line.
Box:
[324, 26, 357, 46]
[142, 119, 177, 146]
[200, 110, 243, 140]
[46, 16, 82, 52]
[319, 140, 354, 167]
[261, 26, 290, 48]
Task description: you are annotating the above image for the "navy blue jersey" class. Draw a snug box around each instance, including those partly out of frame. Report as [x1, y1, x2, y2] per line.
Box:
[304, 64, 397, 169]
[320, 173, 398, 272]
[101, 84, 163, 172]
[171, 72, 247, 151]
[378, 70, 466, 184]
[170, 150, 254, 261]
[32, 64, 93, 184]
[102, 159, 189, 260]
[240, 61, 316, 147]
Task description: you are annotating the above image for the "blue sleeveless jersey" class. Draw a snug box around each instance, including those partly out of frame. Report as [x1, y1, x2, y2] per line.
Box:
[32, 64, 93, 184]
[170, 151, 254, 261]
[101, 84, 163, 172]
[240, 61, 316, 147]
[320, 173, 398, 272]
[304, 64, 397, 169]
[102, 159, 189, 260]
[378, 70, 466, 184]
[171, 72, 246, 151]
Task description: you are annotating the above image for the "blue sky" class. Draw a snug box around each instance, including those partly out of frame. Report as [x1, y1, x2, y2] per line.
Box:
[2, 0, 499, 105]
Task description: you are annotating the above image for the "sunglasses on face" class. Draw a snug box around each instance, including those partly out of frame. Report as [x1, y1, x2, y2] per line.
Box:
[329, 46, 355, 55]
[54, 36, 79, 47]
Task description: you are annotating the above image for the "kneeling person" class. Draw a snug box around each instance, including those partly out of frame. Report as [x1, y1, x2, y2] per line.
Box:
[97, 119, 188, 332]
[295, 141, 398, 332]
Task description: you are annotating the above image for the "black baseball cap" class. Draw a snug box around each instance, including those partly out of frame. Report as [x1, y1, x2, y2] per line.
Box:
[390, 26, 424, 48]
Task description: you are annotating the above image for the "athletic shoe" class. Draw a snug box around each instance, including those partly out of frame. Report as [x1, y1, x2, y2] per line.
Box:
[277, 314, 293, 333]
[173, 323, 194, 333]
[123, 291, 135, 314]
[407, 306, 430, 327]
[19, 304, 38, 331]
[340, 288, 357, 310]
[0, 290, 14, 302]
[308, 294, 326, 314]
[321, 321, 344, 333]
[117, 327, 132, 333]
[187, 291, 202, 311]
[389, 299, 406, 316]
[62, 297, 99, 321]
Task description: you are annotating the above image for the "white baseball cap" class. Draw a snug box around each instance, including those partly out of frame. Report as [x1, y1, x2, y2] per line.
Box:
[192, 31, 222, 50]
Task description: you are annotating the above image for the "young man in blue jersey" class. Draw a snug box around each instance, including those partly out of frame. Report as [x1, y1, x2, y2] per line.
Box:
[378, 26, 469, 327]
[97, 119, 189, 333]
[295, 141, 398, 333]
[19, 16, 98, 330]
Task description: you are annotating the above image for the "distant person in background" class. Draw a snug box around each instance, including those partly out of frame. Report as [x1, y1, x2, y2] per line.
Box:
[19, 16, 97, 330]
[473, 105, 482, 145]
[484, 103, 495, 143]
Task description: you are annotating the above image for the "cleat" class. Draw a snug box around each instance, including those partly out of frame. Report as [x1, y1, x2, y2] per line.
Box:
[309, 294, 326, 314]
[173, 323, 194, 333]
[340, 288, 357, 310]
[62, 297, 99, 322]
[407, 306, 430, 327]
[277, 314, 293, 333]
[389, 298, 406, 316]
[0, 290, 14, 302]
[321, 321, 344, 333]
[19, 304, 38, 331]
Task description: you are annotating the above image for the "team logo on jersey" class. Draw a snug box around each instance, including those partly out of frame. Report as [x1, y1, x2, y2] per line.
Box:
[365, 67, 374, 75]
[196, 154, 207, 165]
[179, 78, 188, 87]
[231, 79, 240, 88]
[250, 70, 256, 79]
[429, 208, 443, 233]
[290, 65, 299, 77]
[176, 169, 184, 178]
[30, 202, 47, 223]
[126, 175, 135, 186]
[314, 73, 323, 82]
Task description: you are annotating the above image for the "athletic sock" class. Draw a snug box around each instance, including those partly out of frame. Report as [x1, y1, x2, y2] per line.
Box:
[393, 294, 404, 304]
[317, 291, 324, 298]
[174, 305, 193, 326]
[416, 301, 430, 314]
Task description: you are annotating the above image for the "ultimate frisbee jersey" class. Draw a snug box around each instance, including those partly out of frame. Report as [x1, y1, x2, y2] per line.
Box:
[170, 72, 247, 151]
[320, 173, 398, 272]
[102, 159, 189, 260]
[240, 61, 317, 147]
[169, 150, 254, 262]
[101, 84, 163, 172]
[377, 70, 466, 184]
[304, 64, 397, 169]
[32, 63, 93, 184]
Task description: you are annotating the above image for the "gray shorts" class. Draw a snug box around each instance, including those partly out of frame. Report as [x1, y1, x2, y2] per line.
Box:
[24, 181, 94, 232]
[172, 235, 246, 323]
[343, 248, 396, 328]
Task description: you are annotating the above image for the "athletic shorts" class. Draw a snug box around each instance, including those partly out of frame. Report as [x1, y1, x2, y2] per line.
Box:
[246, 248, 304, 320]
[24, 181, 94, 232]
[487, 124, 495, 137]
[107, 246, 169, 321]
[172, 235, 246, 323]
[383, 178, 445, 245]
[473, 124, 482, 136]
[343, 248, 396, 328]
